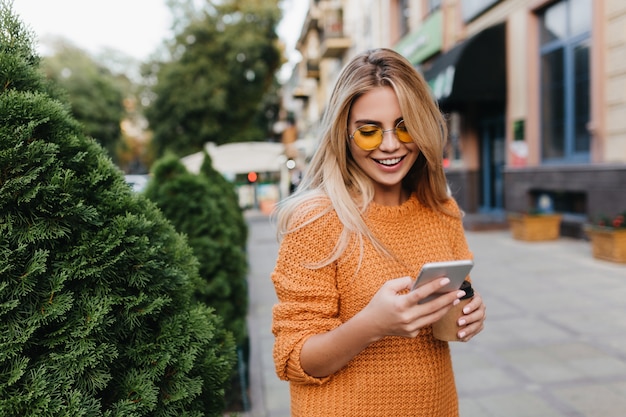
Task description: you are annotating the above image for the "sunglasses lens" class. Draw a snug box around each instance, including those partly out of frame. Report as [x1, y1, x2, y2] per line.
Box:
[351, 121, 413, 150]
[395, 121, 412, 143]
[353, 126, 383, 150]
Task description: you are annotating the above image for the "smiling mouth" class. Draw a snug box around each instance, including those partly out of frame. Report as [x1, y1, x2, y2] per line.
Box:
[375, 156, 404, 166]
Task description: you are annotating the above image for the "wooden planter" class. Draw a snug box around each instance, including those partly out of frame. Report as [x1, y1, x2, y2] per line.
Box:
[584, 227, 626, 263]
[507, 214, 562, 241]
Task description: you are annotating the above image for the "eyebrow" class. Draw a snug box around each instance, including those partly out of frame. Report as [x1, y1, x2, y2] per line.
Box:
[353, 117, 404, 126]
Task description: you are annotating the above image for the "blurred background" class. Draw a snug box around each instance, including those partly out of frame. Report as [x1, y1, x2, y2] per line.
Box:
[12, 0, 626, 234]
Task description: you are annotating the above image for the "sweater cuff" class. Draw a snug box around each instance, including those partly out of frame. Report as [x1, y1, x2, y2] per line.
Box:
[284, 335, 332, 385]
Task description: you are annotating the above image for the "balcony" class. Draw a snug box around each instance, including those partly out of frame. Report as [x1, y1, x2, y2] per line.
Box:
[320, 36, 351, 58]
[319, 4, 350, 58]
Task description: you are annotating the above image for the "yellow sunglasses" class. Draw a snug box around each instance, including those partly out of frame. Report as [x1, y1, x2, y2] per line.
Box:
[349, 120, 413, 151]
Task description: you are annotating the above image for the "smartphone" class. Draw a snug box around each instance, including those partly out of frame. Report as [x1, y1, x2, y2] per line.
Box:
[411, 259, 474, 304]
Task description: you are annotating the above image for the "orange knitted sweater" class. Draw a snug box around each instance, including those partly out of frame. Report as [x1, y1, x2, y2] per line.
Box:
[272, 194, 472, 417]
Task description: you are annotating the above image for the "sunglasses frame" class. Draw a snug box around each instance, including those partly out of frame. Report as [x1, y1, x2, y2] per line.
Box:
[349, 119, 413, 151]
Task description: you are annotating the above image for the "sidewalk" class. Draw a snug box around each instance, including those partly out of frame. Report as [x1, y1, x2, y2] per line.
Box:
[244, 211, 626, 417]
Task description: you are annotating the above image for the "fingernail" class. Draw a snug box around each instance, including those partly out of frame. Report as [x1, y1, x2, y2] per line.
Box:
[463, 306, 471, 314]
[457, 291, 466, 298]
[458, 319, 466, 326]
[440, 278, 450, 286]
[458, 331, 466, 339]
[453, 299, 460, 306]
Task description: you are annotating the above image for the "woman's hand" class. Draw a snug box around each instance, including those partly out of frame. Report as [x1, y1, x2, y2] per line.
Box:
[361, 276, 466, 340]
[455, 291, 486, 342]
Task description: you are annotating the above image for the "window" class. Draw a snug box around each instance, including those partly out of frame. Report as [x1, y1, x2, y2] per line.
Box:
[539, 0, 591, 163]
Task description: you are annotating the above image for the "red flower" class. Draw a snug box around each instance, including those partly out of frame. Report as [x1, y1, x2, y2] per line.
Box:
[594, 212, 626, 230]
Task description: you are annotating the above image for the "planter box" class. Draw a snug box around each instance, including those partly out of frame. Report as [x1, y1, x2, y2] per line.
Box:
[584, 227, 626, 263]
[508, 214, 562, 241]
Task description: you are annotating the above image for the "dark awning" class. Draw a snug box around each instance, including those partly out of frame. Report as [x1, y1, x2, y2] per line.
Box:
[422, 23, 506, 110]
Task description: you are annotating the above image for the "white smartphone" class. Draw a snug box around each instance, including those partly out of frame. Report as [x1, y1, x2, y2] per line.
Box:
[411, 259, 474, 304]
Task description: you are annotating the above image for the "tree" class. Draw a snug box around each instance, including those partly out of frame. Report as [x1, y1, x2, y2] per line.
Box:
[0, 3, 236, 415]
[145, 0, 283, 158]
[41, 39, 126, 162]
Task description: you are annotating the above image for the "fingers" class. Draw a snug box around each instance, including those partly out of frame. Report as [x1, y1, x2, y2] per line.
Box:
[368, 277, 461, 338]
[456, 292, 486, 342]
[361, 276, 425, 338]
[461, 292, 483, 314]
[408, 277, 465, 307]
[458, 293, 486, 323]
[402, 280, 466, 333]
[386, 275, 415, 292]
[457, 319, 485, 342]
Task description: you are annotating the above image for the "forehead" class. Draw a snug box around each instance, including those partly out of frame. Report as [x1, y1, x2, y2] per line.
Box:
[349, 86, 401, 123]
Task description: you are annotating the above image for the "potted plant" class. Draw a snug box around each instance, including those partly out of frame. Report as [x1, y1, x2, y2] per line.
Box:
[584, 211, 626, 263]
[507, 210, 563, 241]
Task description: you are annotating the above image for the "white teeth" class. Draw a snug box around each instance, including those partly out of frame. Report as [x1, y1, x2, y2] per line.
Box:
[376, 157, 402, 166]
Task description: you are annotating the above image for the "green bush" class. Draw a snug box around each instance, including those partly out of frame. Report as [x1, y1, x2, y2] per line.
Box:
[199, 153, 248, 250]
[0, 4, 236, 416]
[145, 155, 248, 346]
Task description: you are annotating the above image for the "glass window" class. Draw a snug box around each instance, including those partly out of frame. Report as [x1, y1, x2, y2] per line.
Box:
[541, 49, 565, 159]
[573, 40, 590, 153]
[538, 0, 591, 163]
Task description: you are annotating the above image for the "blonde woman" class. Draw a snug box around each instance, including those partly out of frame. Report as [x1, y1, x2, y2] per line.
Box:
[271, 48, 486, 417]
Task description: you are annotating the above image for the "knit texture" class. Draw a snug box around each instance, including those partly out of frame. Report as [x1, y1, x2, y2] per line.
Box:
[271, 194, 472, 417]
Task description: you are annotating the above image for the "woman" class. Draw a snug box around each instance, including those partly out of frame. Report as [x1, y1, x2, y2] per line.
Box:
[271, 48, 486, 417]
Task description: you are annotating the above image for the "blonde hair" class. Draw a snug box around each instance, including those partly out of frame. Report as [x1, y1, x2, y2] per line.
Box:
[274, 48, 454, 267]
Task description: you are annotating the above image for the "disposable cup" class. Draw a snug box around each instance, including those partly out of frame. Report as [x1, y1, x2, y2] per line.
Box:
[432, 280, 474, 342]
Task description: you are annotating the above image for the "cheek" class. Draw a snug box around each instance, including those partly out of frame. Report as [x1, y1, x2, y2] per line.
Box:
[348, 143, 371, 165]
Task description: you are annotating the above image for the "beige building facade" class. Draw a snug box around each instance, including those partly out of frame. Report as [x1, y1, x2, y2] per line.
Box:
[284, 0, 626, 237]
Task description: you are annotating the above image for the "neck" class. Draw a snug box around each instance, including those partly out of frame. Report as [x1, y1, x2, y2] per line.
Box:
[373, 187, 409, 206]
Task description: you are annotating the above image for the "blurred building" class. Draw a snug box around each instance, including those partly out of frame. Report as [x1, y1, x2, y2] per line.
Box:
[281, 0, 626, 238]
[181, 142, 288, 212]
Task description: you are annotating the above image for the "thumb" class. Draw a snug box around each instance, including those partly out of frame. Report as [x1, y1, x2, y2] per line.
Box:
[386, 276, 413, 293]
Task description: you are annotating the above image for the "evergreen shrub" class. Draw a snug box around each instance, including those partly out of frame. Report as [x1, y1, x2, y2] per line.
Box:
[199, 153, 248, 250]
[145, 154, 250, 411]
[144, 154, 248, 347]
[0, 4, 236, 416]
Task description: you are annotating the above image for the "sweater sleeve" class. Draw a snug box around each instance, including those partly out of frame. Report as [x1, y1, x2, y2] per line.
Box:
[271, 210, 344, 385]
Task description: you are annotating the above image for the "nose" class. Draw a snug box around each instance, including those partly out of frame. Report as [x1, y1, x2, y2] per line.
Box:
[378, 128, 401, 151]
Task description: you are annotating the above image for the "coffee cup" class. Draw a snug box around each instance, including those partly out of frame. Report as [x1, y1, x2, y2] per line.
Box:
[432, 280, 474, 342]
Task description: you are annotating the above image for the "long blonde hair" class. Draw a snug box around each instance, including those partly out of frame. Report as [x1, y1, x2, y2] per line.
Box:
[274, 48, 454, 267]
